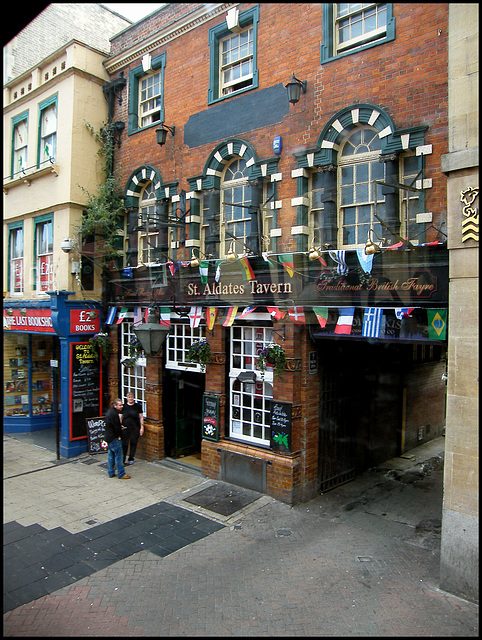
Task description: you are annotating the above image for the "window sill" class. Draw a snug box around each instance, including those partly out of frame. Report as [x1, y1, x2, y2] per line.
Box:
[3, 163, 59, 193]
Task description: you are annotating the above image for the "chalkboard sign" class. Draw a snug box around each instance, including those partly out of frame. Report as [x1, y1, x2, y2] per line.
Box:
[202, 394, 219, 441]
[70, 342, 102, 440]
[270, 401, 292, 452]
[86, 417, 108, 454]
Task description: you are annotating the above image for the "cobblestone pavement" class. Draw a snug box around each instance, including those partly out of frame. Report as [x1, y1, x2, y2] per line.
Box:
[3, 434, 478, 636]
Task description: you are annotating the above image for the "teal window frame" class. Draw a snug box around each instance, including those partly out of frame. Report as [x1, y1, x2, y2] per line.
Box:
[33, 213, 53, 291]
[208, 4, 259, 105]
[128, 53, 166, 135]
[8, 221, 24, 294]
[11, 111, 29, 178]
[37, 95, 57, 168]
[320, 3, 395, 64]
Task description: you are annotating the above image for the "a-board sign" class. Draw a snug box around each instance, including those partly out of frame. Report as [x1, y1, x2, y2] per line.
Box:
[86, 416, 108, 454]
[270, 401, 292, 452]
[202, 394, 219, 441]
[70, 342, 102, 440]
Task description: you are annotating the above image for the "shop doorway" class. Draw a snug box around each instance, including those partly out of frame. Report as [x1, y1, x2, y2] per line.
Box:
[163, 370, 204, 462]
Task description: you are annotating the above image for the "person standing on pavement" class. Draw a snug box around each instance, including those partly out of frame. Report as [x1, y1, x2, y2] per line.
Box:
[104, 398, 131, 479]
[121, 392, 144, 466]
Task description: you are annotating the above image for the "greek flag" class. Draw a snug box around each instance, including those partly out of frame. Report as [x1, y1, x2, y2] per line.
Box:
[362, 308, 383, 337]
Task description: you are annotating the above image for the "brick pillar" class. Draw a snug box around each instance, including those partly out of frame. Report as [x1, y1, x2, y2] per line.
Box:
[136, 352, 164, 461]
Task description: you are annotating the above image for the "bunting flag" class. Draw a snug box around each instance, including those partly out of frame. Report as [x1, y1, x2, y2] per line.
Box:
[206, 307, 218, 330]
[267, 306, 286, 321]
[144, 308, 149, 322]
[237, 305, 257, 320]
[329, 250, 349, 276]
[105, 306, 117, 325]
[189, 306, 203, 328]
[317, 255, 328, 267]
[199, 260, 209, 284]
[386, 241, 405, 250]
[395, 307, 415, 319]
[223, 306, 238, 327]
[288, 306, 306, 325]
[362, 308, 383, 337]
[215, 260, 224, 282]
[167, 260, 178, 276]
[179, 261, 191, 267]
[334, 307, 355, 334]
[116, 307, 128, 324]
[313, 306, 329, 328]
[239, 256, 255, 280]
[356, 249, 374, 274]
[278, 254, 294, 277]
[427, 309, 447, 340]
[121, 267, 133, 278]
[133, 306, 142, 326]
[160, 307, 171, 327]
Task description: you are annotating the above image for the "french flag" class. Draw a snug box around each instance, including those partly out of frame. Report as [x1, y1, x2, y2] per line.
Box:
[334, 307, 355, 335]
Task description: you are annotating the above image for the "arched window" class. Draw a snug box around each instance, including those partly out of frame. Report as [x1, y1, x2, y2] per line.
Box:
[338, 126, 386, 247]
[221, 157, 252, 257]
[138, 182, 159, 264]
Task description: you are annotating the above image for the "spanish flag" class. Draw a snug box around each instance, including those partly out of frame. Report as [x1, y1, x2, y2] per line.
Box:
[223, 307, 238, 327]
[207, 307, 218, 330]
[239, 256, 255, 280]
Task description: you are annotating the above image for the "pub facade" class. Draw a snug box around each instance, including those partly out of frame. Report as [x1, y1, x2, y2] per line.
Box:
[101, 3, 450, 503]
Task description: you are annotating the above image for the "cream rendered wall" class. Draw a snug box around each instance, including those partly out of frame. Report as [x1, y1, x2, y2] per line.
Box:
[3, 41, 109, 300]
[440, 3, 479, 604]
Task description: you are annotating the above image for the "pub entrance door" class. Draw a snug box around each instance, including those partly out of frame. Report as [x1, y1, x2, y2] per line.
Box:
[163, 370, 204, 458]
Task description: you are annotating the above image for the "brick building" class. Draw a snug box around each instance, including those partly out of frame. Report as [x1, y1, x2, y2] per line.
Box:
[96, 2, 451, 505]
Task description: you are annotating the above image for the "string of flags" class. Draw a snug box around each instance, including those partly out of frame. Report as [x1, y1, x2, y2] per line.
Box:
[105, 304, 447, 340]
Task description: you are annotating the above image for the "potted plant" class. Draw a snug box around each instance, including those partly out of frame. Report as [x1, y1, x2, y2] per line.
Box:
[257, 343, 286, 380]
[121, 334, 144, 368]
[186, 338, 212, 372]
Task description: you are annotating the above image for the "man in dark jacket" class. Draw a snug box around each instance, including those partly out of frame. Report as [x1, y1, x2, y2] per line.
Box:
[104, 398, 130, 479]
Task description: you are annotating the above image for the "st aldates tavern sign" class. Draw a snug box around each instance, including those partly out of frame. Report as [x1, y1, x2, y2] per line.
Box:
[111, 245, 448, 309]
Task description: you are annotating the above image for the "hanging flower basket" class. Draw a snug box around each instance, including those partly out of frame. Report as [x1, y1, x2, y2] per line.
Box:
[186, 338, 212, 372]
[257, 343, 286, 380]
[89, 332, 113, 360]
[121, 334, 144, 368]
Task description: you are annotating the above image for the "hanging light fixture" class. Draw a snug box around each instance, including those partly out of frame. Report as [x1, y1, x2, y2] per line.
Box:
[364, 229, 386, 255]
[226, 241, 239, 262]
[156, 122, 175, 147]
[285, 73, 307, 105]
[133, 308, 170, 355]
[308, 238, 322, 261]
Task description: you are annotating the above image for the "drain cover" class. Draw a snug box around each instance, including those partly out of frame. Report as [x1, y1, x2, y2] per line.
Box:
[184, 483, 260, 516]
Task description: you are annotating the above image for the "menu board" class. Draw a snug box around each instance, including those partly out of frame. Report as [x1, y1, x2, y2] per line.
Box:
[86, 417, 108, 454]
[202, 394, 219, 441]
[270, 401, 292, 452]
[70, 342, 102, 440]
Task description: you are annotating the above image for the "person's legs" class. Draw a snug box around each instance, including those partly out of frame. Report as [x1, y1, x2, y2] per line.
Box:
[113, 438, 127, 478]
[128, 429, 140, 462]
[121, 429, 129, 464]
[107, 441, 116, 477]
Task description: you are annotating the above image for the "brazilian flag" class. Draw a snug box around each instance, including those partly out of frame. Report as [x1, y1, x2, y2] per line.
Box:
[427, 309, 447, 340]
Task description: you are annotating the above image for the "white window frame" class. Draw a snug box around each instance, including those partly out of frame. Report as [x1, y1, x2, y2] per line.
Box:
[229, 326, 274, 447]
[139, 71, 162, 128]
[338, 126, 386, 248]
[9, 226, 24, 296]
[121, 320, 146, 414]
[13, 117, 28, 176]
[39, 101, 57, 166]
[139, 182, 159, 265]
[221, 158, 252, 257]
[165, 321, 205, 372]
[35, 218, 53, 293]
[335, 3, 388, 54]
[310, 171, 325, 245]
[219, 25, 254, 96]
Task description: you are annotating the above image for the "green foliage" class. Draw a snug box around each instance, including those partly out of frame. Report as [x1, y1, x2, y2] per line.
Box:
[186, 339, 212, 372]
[257, 343, 286, 380]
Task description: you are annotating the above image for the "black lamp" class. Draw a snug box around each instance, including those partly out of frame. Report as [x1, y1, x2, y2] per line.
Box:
[156, 122, 175, 146]
[133, 308, 170, 355]
[285, 73, 307, 105]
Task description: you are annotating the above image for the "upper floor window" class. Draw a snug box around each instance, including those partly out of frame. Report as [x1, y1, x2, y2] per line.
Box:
[12, 114, 28, 177]
[208, 5, 259, 104]
[38, 97, 57, 166]
[222, 158, 252, 256]
[336, 3, 387, 53]
[139, 71, 162, 128]
[338, 126, 386, 247]
[34, 216, 53, 293]
[128, 54, 165, 134]
[8, 224, 23, 295]
[139, 182, 159, 265]
[321, 3, 394, 63]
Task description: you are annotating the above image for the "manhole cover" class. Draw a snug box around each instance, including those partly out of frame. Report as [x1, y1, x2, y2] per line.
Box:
[184, 483, 260, 516]
[80, 458, 100, 465]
